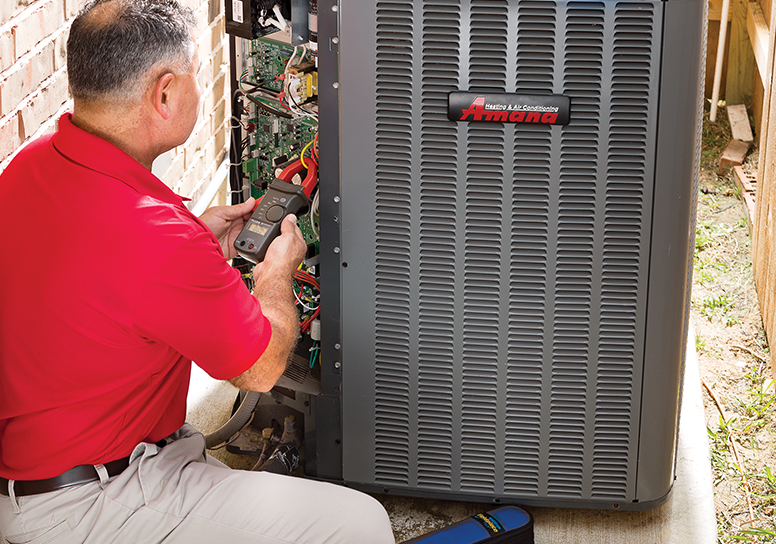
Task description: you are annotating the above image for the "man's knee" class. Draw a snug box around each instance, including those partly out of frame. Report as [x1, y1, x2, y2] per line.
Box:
[330, 489, 394, 543]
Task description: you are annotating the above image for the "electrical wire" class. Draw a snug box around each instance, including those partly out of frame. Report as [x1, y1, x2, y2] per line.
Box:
[241, 92, 292, 119]
[309, 189, 320, 241]
[294, 270, 319, 289]
[309, 341, 320, 368]
[231, 115, 248, 130]
[299, 137, 316, 169]
[294, 287, 317, 312]
[293, 270, 320, 332]
[280, 45, 319, 120]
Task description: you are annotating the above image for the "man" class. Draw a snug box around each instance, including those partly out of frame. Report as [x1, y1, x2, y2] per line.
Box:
[0, 0, 394, 542]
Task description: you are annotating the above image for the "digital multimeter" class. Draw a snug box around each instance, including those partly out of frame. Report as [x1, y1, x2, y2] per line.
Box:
[234, 178, 310, 263]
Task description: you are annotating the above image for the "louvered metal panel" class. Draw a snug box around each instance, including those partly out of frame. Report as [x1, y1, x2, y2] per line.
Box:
[373, 0, 415, 487]
[326, 0, 704, 509]
[416, 0, 461, 490]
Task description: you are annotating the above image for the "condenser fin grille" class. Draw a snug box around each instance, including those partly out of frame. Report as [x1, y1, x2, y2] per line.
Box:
[374, 0, 414, 485]
[416, 0, 462, 490]
[346, 0, 668, 505]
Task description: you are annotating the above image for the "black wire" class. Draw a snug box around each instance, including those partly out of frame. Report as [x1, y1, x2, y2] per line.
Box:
[286, 85, 317, 116]
[242, 92, 292, 119]
[229, 91, 245, 205]
[240, 77, 276, 92]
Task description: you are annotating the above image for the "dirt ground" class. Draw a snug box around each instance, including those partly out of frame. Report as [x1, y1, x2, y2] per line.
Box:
[695, 108, 776, 542]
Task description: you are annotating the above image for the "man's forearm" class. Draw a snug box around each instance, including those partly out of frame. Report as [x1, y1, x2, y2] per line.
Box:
[229, 263, 300, 391]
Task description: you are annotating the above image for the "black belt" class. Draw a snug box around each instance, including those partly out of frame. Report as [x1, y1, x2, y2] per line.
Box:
[0, 457, 130, 497]
[0, 440, 167, 498]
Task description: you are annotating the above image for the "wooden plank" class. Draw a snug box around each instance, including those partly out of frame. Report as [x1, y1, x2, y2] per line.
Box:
[710, 0, 734, 20]
[728, 104, 755, 142]
[726, 0, 757, 105]
[748, 1, 770, 85]
[753, 68, 764, 135]
[752, 0, 776, 377]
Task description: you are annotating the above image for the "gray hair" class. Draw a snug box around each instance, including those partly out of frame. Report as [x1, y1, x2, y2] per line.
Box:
[67, 0, 197, 103]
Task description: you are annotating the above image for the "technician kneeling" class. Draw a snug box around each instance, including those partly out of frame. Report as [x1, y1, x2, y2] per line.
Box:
[0, 1, 393, 542]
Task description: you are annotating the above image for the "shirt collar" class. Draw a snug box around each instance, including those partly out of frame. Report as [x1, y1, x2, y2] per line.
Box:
[52, 112, 189, 206]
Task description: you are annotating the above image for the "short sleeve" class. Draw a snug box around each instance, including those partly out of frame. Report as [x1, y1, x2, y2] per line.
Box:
[131, 231, 271, 380]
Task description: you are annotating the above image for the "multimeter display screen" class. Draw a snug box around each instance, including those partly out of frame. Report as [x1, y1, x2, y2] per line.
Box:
[247, 221, 270, 236]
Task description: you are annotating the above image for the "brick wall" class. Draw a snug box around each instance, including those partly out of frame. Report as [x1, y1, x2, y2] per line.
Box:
[0, 0, 230, 208]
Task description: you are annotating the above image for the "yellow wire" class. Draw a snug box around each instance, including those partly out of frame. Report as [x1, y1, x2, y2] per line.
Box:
[299, 137, 315, 169]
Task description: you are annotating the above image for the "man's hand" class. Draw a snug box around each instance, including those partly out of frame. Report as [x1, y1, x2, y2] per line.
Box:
[230, 215, 308, 392]
[198, 198, 256, 259]
[252, 214, 307, 280]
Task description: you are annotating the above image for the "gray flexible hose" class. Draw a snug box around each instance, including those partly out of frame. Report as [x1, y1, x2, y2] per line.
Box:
[204, 390, 262, 449]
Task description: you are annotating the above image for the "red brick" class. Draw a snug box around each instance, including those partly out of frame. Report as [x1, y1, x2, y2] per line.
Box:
[52, 26, 67, 70]
[0, 112, 21, 161]
[214, 117, 226, 151]
[43, 67, 70, 110]
[211, 97, 225, 133]
[0, 42, 55, 116]
[187, 162, 218, 205]
[210, 42, 224, 80]
[64, 0, 80, 19]
[17, 68, 69, 141]
[207, 0, 220, 24]
[718, 139, 751, 176]
[176, 164, 203, 198]
[194, 2, 208, 29]
[0, 27, 14, 72]
[0, 0, 25, 23]
[161, 150, 185, 187]
[184, 123, 208, 168]
[203, 132, 218, 166]
[37, 107, 61, 136]
[32, 39, 55, 85]
[13, 0, 64, 59]
[202, 70, 224, 117]
[1, 63, 31, 116]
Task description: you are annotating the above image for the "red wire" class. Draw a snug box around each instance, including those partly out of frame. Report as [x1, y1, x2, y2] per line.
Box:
[276, 93, 293, 112]
[294, 270, 319, 289]
[278, 159, 317, 199]
[294, 271, 320, 332]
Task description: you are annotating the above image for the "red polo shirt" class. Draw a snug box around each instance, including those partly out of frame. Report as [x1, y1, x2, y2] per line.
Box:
[0, 113, 271, 480]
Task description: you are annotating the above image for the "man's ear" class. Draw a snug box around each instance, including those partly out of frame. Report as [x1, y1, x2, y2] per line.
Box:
[150, 73, 176, 120]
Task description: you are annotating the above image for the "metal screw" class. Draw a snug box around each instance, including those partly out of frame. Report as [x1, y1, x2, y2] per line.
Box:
[332, 82, 340, 89]
[332, 5, 338, 11]
[334, 343, 341, 350]
[333, 246, 340, 253]
[334, 361, 341, 369]
[333, 196, 340, 203]
[332, 37, 339, 44]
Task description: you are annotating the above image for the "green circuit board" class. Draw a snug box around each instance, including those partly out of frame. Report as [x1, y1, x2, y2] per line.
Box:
[242, 113, 318, 187]
[240, 36, 319, 248]
[248, 37, 295, 93]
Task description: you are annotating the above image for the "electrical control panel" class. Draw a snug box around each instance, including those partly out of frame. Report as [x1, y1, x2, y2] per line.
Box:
[226, 4, 323, 456]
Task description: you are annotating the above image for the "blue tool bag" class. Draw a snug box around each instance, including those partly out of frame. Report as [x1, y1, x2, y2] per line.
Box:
[403, 506, 534, 544]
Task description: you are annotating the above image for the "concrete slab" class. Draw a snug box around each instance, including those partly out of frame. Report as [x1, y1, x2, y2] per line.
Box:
[186, 323, 716, 543]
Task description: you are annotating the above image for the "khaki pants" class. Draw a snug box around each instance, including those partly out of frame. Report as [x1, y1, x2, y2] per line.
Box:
[0, 424, 394, 544]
